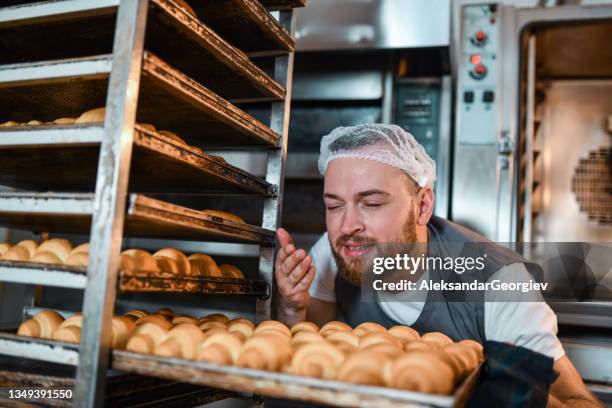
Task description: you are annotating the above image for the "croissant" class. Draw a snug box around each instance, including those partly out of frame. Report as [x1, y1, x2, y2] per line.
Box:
[135, 314, 172, 327]
[290, 342, 345, 379]
[254, 320, 291, 339]
[1, 245, 30, 261]
[319, 321, 352, 337]
[444, 343, 481, 376]
[236, 334, 293, 371]
[121, 249, 159, 274]
[290, 331, 326, 350]
[154, 308, 174, 318]
[154, 323, 206, 359]
[70, 243, 90, 255]
[126, 319, 173, 354]
[52, 325, 81, 343]
[64, 252, 89, 267]
[457, 339, 484, 360]
[353, 322, 386, 337]
[227, 318, 254, 341]
[196, 332, 243, 365]
[112, 316, 136, 349]
[362, 342, 403, 359]
[219, 264, 244, 280]
[53, 117, 77, 124]
[421, 332, 454, 348]
[16, 240, 38, 258]
[36, 239, 72, 262]
[0, 243, 12, 256]
[75, 107, 105, 123]
[290, 321, 319, 335]
[158, 130, 187, 145]
[154, 256, 180, 275]
[188, 254, 222, 277]
[337, 350, 390, 386]
[153, 249, 191, 276]
[30, 251, 63, 265]
[385, 350, 455, 395]
[124, 309, 148, 320]
[404, 340, 439, 352]
[326, 330, 360, 348]
[172, 315, 199, 325]
[199, 321, 227, 332]
[199, 313, 230, 324]
[17, 310, 64, 339]
[359, 332, 403, 350]
[388, 325, 420, 345]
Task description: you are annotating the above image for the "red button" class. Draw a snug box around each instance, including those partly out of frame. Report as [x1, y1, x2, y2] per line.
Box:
[470, 54, 482, 64]
[474, 64, 487, 75]
[475, 31, 487, 42]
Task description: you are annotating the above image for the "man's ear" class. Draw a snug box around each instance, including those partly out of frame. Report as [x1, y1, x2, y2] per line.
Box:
[416, 187, 435, 225]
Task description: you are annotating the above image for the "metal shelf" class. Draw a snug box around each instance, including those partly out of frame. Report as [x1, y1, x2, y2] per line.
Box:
[119, 275, 270, 298]
[0, 53, 280, 148]
[0, 333, 78, 366]
[0, 193, 275, 245]
[0, 261, 87, 289]
[260, 0, 307, 11]
[0, 0, 284, 102]
[192, 0, 295, 56]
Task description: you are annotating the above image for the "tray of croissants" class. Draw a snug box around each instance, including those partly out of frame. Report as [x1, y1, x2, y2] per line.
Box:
[12, 308, 483, 407]
[0, 238, 267, 295]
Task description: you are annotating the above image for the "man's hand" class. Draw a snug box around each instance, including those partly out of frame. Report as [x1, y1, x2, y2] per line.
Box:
[275, 228, 316, 327]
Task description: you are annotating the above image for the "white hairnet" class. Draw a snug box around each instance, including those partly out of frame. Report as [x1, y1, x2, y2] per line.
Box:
[317, 124, 437, 188]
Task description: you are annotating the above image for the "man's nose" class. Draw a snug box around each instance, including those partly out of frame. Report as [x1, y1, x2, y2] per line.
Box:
[340, 205, 364, 236]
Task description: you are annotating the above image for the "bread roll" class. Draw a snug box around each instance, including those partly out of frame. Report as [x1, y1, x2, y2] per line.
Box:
[319, 321, 352, 337]
[112, 316, 136, 349]
[53, 117, 77, 125]
[0, 121, 18, 127]
[290, 321, 319, 335]
[172, 315, 199, 325]
[353, 322, 386, 337]
[1, 245, 30, 261]
[227, 318, 254, 340]
[36, 239, 72, 262]
[219, 264, 244, 280]
[385, 350, 455, 395]
[326, 330, 360, 348]
[290, 342, 345, 379]
[16, 240, 38, 258]
[121, 249, 159, 274]
[154, 323, 206, 359]
[237, 334, 293, 371]
[254, 320, 291, 339]
[388, 325, 420, 345]
[337, 350, 390, 386]
[359, 331, 403, 350]
[153, 248, 191, 276]
[126, 319, 173, 354]
[124, 309, 148, 320]
[188, 254, 222, 277]
[17, 310, 64, 339]
[196, 332, 243, 365]
[362, 342, 403, 359]
[75, 107, 105, 124]
[64, 252, 89, 267]
[158, 130, 187, 145]
[0, 243, 13, 256]
[201, 210, 245, 224]
[421, 332, 454, 348]
[199, 313, 230, 324]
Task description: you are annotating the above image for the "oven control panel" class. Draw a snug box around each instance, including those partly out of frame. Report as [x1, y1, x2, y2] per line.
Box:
[457, 4, 499, 144]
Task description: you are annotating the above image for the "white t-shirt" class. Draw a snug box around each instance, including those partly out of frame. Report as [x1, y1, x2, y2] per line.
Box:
[308, 233, 565, 361]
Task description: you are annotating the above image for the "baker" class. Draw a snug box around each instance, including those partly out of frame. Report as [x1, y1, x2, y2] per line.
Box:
[275, 124, 602, 407]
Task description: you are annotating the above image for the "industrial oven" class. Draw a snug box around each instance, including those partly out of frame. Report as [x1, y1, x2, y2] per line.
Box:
[451, 1, 612, 401]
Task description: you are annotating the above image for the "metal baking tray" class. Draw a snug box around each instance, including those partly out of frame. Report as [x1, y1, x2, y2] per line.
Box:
[260, 0, 307, 11]
[0, 354, 233, 408]
[0, 192, 275, 245]
[119, 275, 270, 298]
[0, 333, 479, 408]
[0, 52, 280, 147]
[191, 0, 294, 56]
[0, 0, 284, 101]
[0, 261, 87, 289]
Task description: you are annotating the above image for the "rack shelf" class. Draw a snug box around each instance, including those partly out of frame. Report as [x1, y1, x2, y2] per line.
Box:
[0, 261, 87, 289]
[0, 0, 284, 101]
[0, 193, 275, 245]
[260, 0, 307, 11]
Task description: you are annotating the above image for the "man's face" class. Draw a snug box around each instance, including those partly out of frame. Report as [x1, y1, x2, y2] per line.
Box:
[323, 158, 419, 285]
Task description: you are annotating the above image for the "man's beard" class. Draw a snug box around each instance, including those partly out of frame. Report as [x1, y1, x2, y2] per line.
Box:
[329, 210, 418, 286]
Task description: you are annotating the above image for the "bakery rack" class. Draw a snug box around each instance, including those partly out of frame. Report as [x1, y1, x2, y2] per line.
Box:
[0, 0, 298, 406]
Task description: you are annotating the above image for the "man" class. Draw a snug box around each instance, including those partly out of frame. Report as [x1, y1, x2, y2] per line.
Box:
[275, 124, 602, 407]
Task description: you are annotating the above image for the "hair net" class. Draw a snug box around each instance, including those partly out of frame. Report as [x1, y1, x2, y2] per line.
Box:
[318, 124, 437, 188]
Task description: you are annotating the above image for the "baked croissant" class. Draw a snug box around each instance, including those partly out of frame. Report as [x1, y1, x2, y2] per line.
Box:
[53, 117, 77, 124]
[36, 239, 72, 262]
[199, 313, 230, 324]
[254, 320, 291, 339]
[236, 334, 292, 372]
[337, 350, 390, 386]
[136, 314, 172, 327]
[64, 252, 89, 267]
[291, 331, 326, 350]
[385, 350, 455, 395]
[219, 264, 244, 280]
[326, 330, 360, 348]
[362, 342, 403, 359]
[421, 332, 454, 348]
[457, 339, 484, 360]
[0, 243, 12, 256]
[359, 331, 403, 350]
[126, 319, 173, 354]
[121, 249, 159, 274]
[75, 107, 105, 123]
[124, 309, 148, 320]
[17, 310, 64, 339]
[353, 322, 386, 337]
[404, 340, 438, 352]
[199, 321, 227, 332]
[153, 249, 191, 276]
[388, 325, 420, 345]
[188, 254, 222, 278]
[196, 332, 243, 365]
[70, 243, 90, 255]
[154, 323, 206, 359]
[30, 251, 63, 265]
[443, 343, 481, 377]
[290, 321, 319, 335]
[172, 315, 199, 325]
[16, 240, 38, 258]
[290, 342, 345, 380]
[227, 318, 254, 341]
[112, 316, 136, 349]
[1, 245, 30, 261]
[51, 314, 83, 343]
[155, 308, 174, 318]
[158, 130, 187, 145]
[319, 321, 352, 337]
[154, 256, 180, 275]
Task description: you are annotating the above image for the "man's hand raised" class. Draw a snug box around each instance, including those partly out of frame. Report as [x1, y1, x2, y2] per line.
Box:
[275, 228, 315, 326]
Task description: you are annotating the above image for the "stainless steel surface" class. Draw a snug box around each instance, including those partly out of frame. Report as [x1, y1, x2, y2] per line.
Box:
[0, 333, 78, 366]
[435, 76, 452, 219]
[294, 0, 450, 51]
[0, 0, 119, 27]
[257, 9, 295, 322]
[0, 125, 103, 147]
[522, 35, 537, 243]
[0, 54, 111, 85]
[561, 338, 612, 383]
[292, 68, 383, 101]
[75, 1, 147, 406]
[0, 262, 87, 289]
[553, 302, 612, 328]
[0, 192, 93, 215]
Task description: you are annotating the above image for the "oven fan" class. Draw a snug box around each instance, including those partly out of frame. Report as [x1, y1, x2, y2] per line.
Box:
[571, 146, 611, 225]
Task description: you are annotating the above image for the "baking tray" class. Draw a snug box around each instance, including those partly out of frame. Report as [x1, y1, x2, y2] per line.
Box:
[0, 333, 479, 408]
[0, 354, 233, 408]
[0, 192, 275, 245]
[0, 52, 280, 147]
[259, 0, 307, 11]
[191, 0, 294, 56]
[0, 0, 284, 101]
[0, 261, 87, 289]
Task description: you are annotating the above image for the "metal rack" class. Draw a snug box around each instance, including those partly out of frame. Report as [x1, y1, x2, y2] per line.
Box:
[0, 0, 298, 406]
